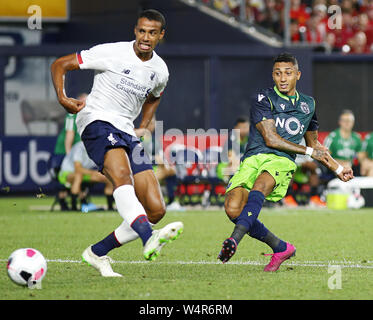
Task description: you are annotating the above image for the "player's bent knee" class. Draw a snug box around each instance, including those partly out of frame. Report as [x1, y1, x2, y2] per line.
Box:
[147, 205, 166, 224]
[224, 200, 242, 220]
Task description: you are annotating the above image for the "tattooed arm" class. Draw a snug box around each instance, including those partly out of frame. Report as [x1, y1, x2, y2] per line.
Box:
[256, 120, 353, 182]
[256, 119, 316, 155]
[305, 130, 354, 182]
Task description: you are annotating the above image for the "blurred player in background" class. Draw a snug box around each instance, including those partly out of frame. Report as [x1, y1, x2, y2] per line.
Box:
[49, 93, 87, 210]
[323, 110, 364, 179]
[51, 9, 183, 277]
[218, 53, 354, 271]
[219, 116, 250, 179]
[58, 141, 114, 211]
[323, 110, 363, 168]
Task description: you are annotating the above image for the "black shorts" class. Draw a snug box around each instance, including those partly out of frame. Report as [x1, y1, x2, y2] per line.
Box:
[81, 120, 152, 175]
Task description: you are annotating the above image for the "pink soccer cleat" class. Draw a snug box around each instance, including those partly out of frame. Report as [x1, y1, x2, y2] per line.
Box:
[263, 242, 296, 272]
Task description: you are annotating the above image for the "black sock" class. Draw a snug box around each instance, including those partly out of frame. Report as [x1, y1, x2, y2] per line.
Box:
[230, 224, 248, 245]
[229, 190, 265, 245]
[58, 198, 69, 211]
[248, 219, 287, 253]
[71, 194, 78, 211]
[91, 232, 121, 256]
[165, 175, 177, 204]
[106, 195, 114, 210]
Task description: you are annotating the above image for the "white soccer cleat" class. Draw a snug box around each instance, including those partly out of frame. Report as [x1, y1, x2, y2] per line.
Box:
[143, 221, 184, 261]
[81, 246, 122, 277]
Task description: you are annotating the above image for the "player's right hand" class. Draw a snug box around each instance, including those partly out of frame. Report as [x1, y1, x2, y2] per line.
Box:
[59, 96, 86, 114]
[337, 166, 354, 182]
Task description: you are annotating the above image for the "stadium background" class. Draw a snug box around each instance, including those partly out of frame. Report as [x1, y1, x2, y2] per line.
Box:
[0, 0, 372, 193]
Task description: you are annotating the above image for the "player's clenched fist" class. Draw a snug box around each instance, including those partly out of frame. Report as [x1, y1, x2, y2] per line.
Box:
[337, 166, 354, 182]
[59, 96, 86, 114]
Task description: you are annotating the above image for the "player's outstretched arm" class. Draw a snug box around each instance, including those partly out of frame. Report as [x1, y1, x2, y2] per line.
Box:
[304, 130, 354, 182]
[51, 53, 86, 114]
[257, 121, 353, 182]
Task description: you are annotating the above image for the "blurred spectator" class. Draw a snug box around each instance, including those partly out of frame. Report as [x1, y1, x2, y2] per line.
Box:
[328, 0, 339, 6]
[330, 10, 355, 50]
[290, 0, 311, 26]
[305, 13, 326, 43]
[257, 0, 282, 33]
[290, 18, 304, 42]
[213, 0, 240, 15]
[200, 0, 373, 52]
[313, 2, 328, 20]
[340, 0, 355, 13]
[347, 30, 371, 53]
[354, 12, 373, 48]
[360, 133, 373, 176]
[367, 3, 373, 22]
[313, 3, 328, 31]
[324, 31, 339, 52]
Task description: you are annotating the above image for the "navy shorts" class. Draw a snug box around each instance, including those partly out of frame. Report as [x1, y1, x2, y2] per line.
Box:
[81, 120, 153, 175]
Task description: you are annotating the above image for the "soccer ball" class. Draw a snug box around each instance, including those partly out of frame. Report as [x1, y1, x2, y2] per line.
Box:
[347, 193, 365, 209]
[7, 248, 47, 287]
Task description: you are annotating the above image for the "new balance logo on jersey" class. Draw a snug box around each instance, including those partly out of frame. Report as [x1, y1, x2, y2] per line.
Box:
[258, 94, 265, 102]
[122, 69, 130, 74]
[107, 133, 118, 146]
[150, 72, 155, 81]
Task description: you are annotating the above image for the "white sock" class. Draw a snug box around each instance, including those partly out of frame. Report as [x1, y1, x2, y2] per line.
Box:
[114, 220, 139, 245]
[113, 220, 156, 246]
[113, 184, 147, 225]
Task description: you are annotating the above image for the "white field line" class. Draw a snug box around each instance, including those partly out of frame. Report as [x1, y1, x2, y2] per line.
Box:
[2, 258, 373, 269]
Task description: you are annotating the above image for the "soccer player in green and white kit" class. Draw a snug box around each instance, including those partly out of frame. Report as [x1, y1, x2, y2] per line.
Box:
[218, 53, 354, 271]
[323, 110, 363, 171]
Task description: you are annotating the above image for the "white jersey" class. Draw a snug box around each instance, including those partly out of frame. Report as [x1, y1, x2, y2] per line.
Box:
[76, 40, 169, 137]
[60, 141, 97, 172]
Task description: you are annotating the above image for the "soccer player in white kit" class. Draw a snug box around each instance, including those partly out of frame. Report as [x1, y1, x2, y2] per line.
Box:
[51, 9, 183, 277]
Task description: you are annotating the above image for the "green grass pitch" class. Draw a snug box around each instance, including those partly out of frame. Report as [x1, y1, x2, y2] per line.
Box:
[1, 196, 373, 300]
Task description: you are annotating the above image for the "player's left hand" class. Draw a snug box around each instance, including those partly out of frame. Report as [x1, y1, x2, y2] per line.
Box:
[337, 166, 354, 182]
[134, 128, 147, 138]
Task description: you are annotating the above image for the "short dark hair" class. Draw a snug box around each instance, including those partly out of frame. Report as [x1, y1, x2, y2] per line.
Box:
[234, 116, 250, 126]
[138, 9, 166, 30]
[273, 53, 299, 69]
